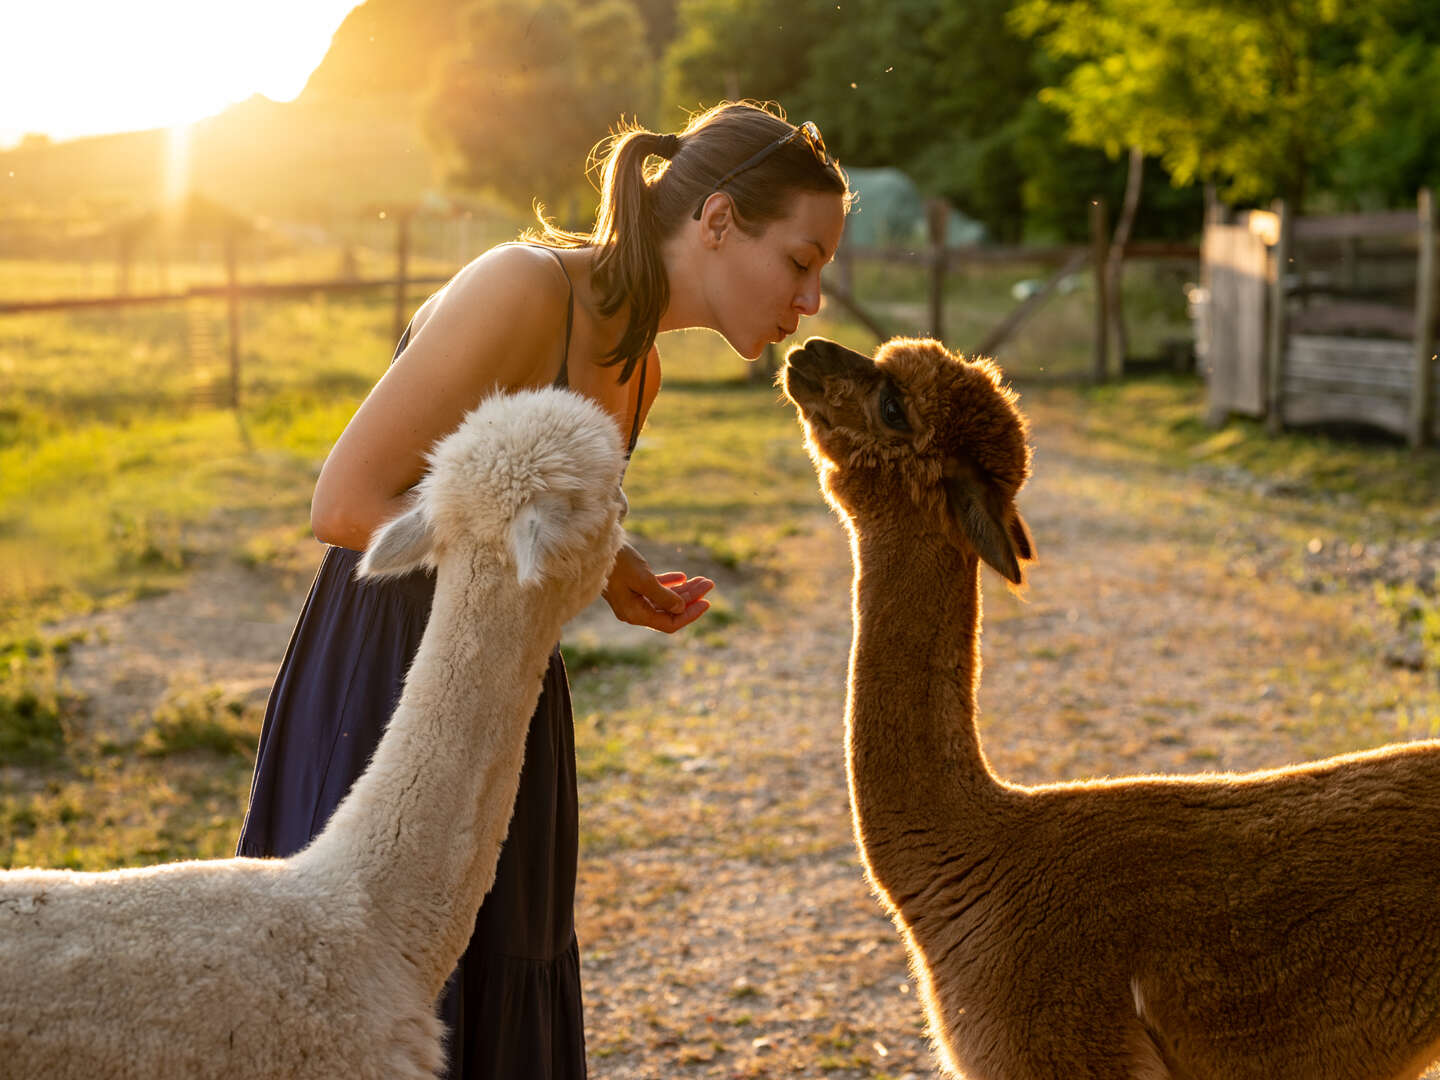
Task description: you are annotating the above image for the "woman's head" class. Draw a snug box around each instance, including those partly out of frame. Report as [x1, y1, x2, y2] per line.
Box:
[538, 101, 850, 378]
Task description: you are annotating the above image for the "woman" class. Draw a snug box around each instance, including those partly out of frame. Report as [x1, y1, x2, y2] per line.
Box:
[237, 100, 849, 1078]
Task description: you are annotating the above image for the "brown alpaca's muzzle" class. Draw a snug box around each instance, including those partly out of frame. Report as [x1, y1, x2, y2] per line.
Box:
[781, 336, 873, 421]
[786, 337, 872, 378]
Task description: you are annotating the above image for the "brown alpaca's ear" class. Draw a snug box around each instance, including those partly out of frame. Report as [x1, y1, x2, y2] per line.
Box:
[944, 462, 1033, 585]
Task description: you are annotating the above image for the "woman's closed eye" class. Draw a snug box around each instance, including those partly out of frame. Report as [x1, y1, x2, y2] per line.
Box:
[791, 257, 810, 273]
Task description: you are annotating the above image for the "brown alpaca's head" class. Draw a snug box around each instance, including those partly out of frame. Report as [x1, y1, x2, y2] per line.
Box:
[782, 336, 1035, 584]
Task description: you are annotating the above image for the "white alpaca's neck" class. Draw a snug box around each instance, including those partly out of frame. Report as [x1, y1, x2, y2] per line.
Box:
[296, 561, 564, 996]
[845, 524, 1007, 909]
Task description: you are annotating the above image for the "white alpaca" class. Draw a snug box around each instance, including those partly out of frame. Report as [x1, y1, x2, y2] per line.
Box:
[0, 388, 627, 1079]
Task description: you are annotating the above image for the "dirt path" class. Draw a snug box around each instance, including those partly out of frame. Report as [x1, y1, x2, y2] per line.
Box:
[46, 393, 1438, 1079]
[568, 395, 1437, 1079]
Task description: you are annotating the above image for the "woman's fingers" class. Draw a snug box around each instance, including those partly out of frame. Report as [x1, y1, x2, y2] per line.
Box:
[662, 574, 716, 603]
[601, 545, 718, 633]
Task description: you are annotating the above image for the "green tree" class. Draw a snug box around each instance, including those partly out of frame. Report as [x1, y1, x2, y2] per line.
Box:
[1330, 6, 1440, 205]
[424, 0, 655, 220]
[631, 0, 682, 57]
[1010, 78, 1202, 243]
[663, 0, 1204, 239]
[1011, 0, 1388, 209]
[663, 0, 832, 115]
[665, 0, 1043, 239]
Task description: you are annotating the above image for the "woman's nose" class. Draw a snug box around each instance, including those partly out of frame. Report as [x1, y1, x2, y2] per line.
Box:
[795, 276, 822, 316]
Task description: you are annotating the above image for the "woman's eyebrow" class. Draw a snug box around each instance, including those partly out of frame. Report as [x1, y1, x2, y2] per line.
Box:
[803, 237, 834, 263]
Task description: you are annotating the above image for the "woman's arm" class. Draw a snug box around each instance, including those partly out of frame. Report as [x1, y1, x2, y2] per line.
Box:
[596, 345, 716, 632]
[311, 247, 567, 551]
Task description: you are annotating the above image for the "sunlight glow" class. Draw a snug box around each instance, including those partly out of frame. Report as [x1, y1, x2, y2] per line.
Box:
[0, 1, 363, 148]
[162, 123, 192, 208]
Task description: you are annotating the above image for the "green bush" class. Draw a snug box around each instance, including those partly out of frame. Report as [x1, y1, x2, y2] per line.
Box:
[140, 687, 254, 758]
[0, 636, 80, 765]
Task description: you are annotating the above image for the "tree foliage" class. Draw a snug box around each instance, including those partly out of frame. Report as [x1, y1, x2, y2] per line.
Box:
[1011, 0, 1438, 210]
[424, 0, 654, 219]
[1330, 6, 1440, 206]
[410, 0, 1440, 234]
[665, 0, 1046, 239]
[663, 0, 1205, 240]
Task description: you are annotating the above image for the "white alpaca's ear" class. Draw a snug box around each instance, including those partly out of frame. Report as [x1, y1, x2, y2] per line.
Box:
[944, 460, 1034, 586]
[357, 503, 435, 579]
[509, 492, 570, 586]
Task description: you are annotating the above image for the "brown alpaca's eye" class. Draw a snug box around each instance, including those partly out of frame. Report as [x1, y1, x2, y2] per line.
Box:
[880, 392, 909, 432]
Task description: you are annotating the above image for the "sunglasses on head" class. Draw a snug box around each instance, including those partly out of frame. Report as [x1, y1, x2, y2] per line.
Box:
[691, 120, 835, 221]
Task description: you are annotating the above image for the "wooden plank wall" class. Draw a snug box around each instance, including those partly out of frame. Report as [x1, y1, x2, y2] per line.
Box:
[1283, 335, 1413, 432]
[1204, 189, 1437, 446]
[1201, 222, 1269, 419]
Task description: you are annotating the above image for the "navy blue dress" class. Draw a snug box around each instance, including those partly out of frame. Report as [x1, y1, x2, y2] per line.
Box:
[237, 248, 646, 1079]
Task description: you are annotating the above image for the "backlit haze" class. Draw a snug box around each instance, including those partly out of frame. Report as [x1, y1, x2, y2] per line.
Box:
[0, 1, 363, 148]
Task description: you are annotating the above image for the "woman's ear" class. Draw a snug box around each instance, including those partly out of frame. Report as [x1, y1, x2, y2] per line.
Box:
[698, 193, 734, 248]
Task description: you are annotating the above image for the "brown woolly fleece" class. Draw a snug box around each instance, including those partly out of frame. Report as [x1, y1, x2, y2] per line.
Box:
[783, 335, 1440, 1080]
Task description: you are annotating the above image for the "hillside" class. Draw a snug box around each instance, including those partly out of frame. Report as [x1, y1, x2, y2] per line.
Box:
[0, 0, 467, 226]
[299, 0, 468, 102]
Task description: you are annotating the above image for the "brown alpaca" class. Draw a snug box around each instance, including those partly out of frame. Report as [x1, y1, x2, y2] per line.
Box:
[782, 335, 1440, 1080]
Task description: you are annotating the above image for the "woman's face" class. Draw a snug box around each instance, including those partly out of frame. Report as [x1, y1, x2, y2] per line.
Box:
[703, 190, 847, 361]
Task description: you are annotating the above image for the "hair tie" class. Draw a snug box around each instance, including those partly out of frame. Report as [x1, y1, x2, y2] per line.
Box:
[653, 133, 681, 159]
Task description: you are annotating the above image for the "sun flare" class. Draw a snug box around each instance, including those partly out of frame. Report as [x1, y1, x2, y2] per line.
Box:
[1, 1, 362, 148]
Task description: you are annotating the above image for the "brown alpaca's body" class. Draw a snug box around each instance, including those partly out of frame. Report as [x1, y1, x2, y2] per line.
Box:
[786, 336, 1440, 1080]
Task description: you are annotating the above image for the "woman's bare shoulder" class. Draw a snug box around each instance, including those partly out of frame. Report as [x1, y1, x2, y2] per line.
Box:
[411, 243, 571, 340]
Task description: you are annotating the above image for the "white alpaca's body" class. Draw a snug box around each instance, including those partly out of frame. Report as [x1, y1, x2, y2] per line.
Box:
[2, 860, 431, 1077]
[0, 388, 627, 1079]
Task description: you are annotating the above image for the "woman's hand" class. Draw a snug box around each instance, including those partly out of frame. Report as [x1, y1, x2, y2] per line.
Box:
[602, 543, 714, 633]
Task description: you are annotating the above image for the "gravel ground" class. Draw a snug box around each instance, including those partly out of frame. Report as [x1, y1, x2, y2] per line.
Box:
[41, 389, 1440, 1079]
[568, 394, 1439, 1080]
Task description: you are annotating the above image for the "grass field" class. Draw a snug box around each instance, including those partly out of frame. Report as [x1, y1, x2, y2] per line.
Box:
[4, 254, 1438, 876]
[1, 251, 1181, 639]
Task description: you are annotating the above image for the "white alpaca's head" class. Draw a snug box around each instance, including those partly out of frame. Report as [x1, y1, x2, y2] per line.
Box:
[357, 388, 627, 609]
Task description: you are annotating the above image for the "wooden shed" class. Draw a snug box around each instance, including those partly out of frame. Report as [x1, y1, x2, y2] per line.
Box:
[1200, 189, 1438, 447]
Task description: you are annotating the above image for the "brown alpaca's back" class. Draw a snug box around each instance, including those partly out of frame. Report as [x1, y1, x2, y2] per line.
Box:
[783, 335, 1440, 1080]
[915, 748, 1440, 1080]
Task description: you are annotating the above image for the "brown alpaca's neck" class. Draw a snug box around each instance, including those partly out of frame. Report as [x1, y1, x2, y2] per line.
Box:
[845, 526, 1006, 907]
[298, 563, 562, 997]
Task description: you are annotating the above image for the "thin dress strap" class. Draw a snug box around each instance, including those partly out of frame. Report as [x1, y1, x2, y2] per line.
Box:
[626, 352, 647, 457]
[534, 247, 575, 389]
[530, 244, 643, 458]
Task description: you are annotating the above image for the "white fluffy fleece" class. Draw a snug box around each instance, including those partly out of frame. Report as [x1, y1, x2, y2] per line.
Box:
[0, 387, 627, 1079]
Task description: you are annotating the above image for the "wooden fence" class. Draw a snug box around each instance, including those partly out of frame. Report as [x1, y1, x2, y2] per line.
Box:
[818, 196, 1197, 379]
[1202, 189, 1437, 447]
[6, 196, 1200, 402]
[0, 210, 448, 411]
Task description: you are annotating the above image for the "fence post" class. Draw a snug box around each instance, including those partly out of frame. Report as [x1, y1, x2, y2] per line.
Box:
[1412, 187, 1436, 449]
[836, 241, 854, 299]
[393, 210, 413, 345]
[1265, 199, 1291, 435]
[925, 199, 949, 341]
[750, 343, 780, 384]
[117, 231, 135, 297]
[224, 228, 242, 412]
[1090, 197, 1110, 381]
